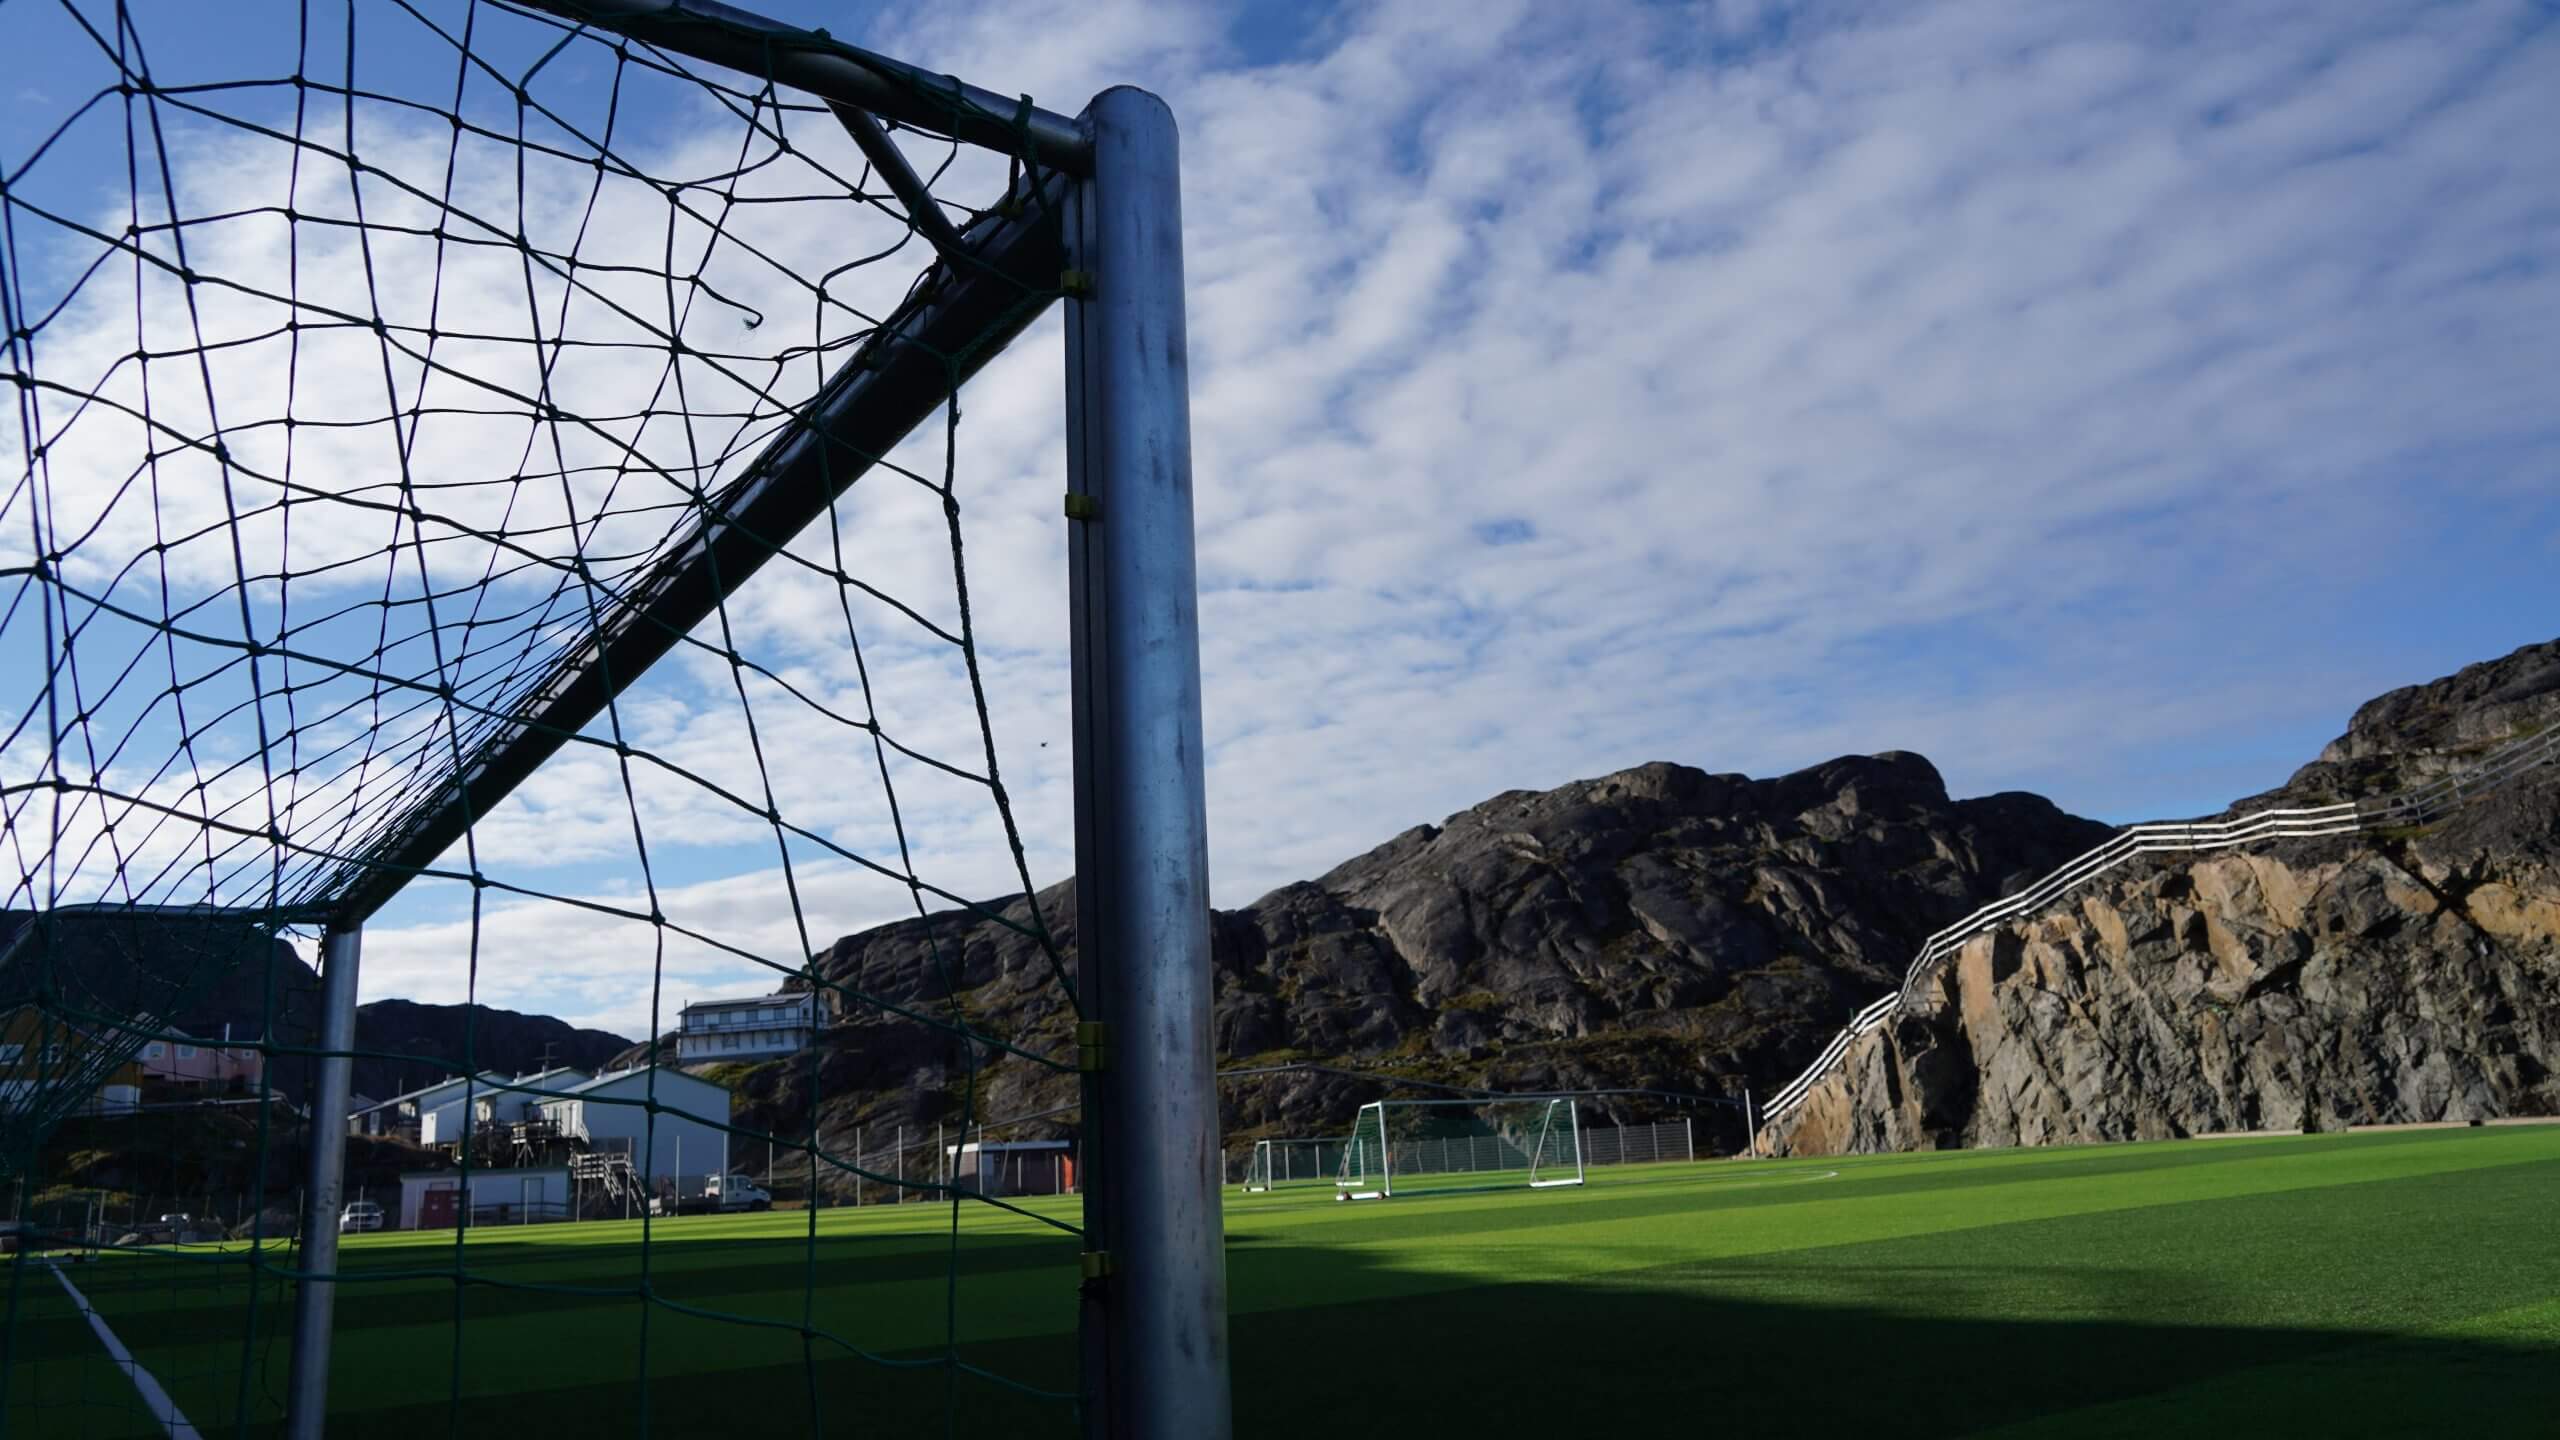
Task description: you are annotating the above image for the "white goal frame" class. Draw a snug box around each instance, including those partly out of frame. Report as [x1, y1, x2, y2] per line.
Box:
[1333, 1097, 1586, 1201]
[1242, 1138, 1342, 1193]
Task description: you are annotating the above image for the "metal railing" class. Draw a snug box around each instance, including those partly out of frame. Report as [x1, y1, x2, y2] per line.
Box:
[1762, 723, 2560, 1125]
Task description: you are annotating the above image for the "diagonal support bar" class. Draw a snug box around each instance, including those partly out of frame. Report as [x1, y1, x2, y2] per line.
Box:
[320, 175, 1066, 925]
[829, 101, 971, 264]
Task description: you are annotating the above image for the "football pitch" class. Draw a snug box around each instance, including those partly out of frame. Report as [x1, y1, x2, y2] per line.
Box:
[6, 1124, 2557, 1437]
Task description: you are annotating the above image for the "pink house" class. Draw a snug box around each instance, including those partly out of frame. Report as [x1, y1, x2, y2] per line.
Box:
[138, 1022, 266, 1092]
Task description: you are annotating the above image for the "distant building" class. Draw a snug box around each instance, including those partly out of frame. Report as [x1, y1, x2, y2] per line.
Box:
[396, 1165, 572, 1230]
[675, 992, 816, 1064]
[349, 1071, 504, 1145]
[0, 1005, 142, 1114]
[468, 1066, 589, 1130]
[137, 1021, 265, 1093]
[540, 1065, 730, 1190]
[947, 1139, 1075, 1198]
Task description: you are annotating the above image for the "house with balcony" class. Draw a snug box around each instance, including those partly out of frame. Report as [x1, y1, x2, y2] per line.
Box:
[675, 992, 816, 1064]
[0, 1004, 143, 1114]
[137, 1020, 266, 1094]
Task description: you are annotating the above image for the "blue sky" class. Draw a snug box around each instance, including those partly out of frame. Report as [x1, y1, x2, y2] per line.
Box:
[5, 0, 2557, 1039]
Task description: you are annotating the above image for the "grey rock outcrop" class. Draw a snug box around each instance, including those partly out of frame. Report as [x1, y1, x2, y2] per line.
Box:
[1771, 637, 2560, 1155]
[737, 752, 2112, 1187]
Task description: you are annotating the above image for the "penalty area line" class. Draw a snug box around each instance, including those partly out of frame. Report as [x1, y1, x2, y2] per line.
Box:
[47, 1259, 201, 1440]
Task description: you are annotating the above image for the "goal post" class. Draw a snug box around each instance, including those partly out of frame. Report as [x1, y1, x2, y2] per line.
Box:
[1333, 1097, 1585, 1201]
[0, 1, 1223, 1436]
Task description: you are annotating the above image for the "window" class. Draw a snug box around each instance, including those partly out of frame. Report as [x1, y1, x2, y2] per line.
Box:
[177, 1044, 196, 1059]
[43, 1044, 62, 1064]
[0, 1043, 21, 1063]
[145, 1043, 164, 1059]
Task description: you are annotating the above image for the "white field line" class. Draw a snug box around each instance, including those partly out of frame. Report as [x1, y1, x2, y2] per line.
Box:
[1763, 725, 2560, 1124]
[45, 1260, 200, 1440]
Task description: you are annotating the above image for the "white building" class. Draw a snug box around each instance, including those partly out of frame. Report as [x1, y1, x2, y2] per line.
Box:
[676, 992, 816, 1064]
[395, 1072, 505, 1147]
[541, 1066, 730, 1190]
[396, 1165, 572, 1230]
[468, 1066, 589, 1130]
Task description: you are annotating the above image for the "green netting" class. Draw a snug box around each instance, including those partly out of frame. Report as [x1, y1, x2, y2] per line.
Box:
[2, 0, 1091, 1432]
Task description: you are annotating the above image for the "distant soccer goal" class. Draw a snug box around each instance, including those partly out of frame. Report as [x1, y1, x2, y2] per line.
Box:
[1334, 1097, 1585, 1201]
[1242, 1137, 1347, 1193]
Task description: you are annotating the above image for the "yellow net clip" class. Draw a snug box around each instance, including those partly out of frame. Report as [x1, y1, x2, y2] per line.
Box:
[1059, 268, 1096, 298]
[1064, 493, 1102, 522]
[1077, 1019, 1110, 1072]
[1080, 1250, 1114, 1283]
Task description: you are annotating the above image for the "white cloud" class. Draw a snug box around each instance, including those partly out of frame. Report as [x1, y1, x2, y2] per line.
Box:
[8, 0, 2558, 1036]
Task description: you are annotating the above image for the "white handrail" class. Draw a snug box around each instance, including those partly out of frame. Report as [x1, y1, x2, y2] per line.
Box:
[1762, 724, 2560, 1124]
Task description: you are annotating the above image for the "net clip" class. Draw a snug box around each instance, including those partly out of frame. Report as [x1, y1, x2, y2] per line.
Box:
[1059, 267, 1097, 298]
[1064, 492, 1102, 522]
[1080, 1250, 1113, 1284]
[1077, 1020, 1111, 1073]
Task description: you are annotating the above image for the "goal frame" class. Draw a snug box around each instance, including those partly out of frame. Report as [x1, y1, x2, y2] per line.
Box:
[1334, 1096, 1587, 1201]
[4, 3, 1227, 1437]
[1242, 1138, 1342, 1193]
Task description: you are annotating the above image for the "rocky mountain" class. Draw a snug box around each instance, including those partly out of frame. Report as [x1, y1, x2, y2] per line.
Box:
[720, 637, 2560, 1186]
[723, 750, 2116, 1189]
[1769, 637, 2560, 1155]
[0, 913, 628, 1108]
[346, 999, 633, 1105]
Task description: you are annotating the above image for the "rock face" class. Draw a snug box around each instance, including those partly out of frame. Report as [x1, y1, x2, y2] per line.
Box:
[740, 751, 2113, 1188]
[349, 999, 633, 1105]
[1771, 637, 2560, 1155]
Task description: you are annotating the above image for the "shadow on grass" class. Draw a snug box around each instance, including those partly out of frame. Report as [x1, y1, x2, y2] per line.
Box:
[1225, 1243, 2560, 1438]
[10, 1209, 2557, 1438]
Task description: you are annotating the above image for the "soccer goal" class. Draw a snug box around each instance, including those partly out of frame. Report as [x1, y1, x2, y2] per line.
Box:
[0, 0, 1219, 1434]
[1334, 1097, 1586, 1200]
[1242, 1137, 1346, 1193]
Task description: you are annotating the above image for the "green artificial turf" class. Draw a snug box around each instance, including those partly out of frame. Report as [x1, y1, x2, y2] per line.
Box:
[6, 1124, 2557, 1437]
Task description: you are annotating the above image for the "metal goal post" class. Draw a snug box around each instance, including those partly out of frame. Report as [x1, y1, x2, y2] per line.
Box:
[3, 0, 1227, 1434]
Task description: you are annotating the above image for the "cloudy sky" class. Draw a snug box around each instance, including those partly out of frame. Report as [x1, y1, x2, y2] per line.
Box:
[5, 0, 2555, 1042]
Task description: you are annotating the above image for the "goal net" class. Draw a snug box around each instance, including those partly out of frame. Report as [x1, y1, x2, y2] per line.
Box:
[0, 0, 1214, 1433]
[1334, 1097, 1585, 1201]
[1241, 1137, 1346, 1193]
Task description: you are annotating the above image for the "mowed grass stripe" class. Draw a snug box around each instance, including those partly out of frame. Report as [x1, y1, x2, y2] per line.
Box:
[5, 1198, 1085, 1361]
[15, 1127, 2556, 1436]
[1217, 1125, 2560, 1307]
[1227, 1152, 2560, 1437]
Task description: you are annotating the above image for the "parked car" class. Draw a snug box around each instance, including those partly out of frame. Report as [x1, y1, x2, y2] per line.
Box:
[339, 1199, 385, 1234]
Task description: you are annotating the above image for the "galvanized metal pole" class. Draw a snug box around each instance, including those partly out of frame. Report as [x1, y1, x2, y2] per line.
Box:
[1065, 86, 1229, 1440]
[284, 925, 361, 1439]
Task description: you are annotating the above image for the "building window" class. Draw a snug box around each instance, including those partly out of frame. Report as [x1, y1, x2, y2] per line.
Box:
[0, 1043, 21, 1063]
[176, 1044, 196, 1060]
[145, 1043, 164, 1059]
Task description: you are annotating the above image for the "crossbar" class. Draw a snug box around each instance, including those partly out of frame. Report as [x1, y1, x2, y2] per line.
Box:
[509, 0, 1091, 173]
